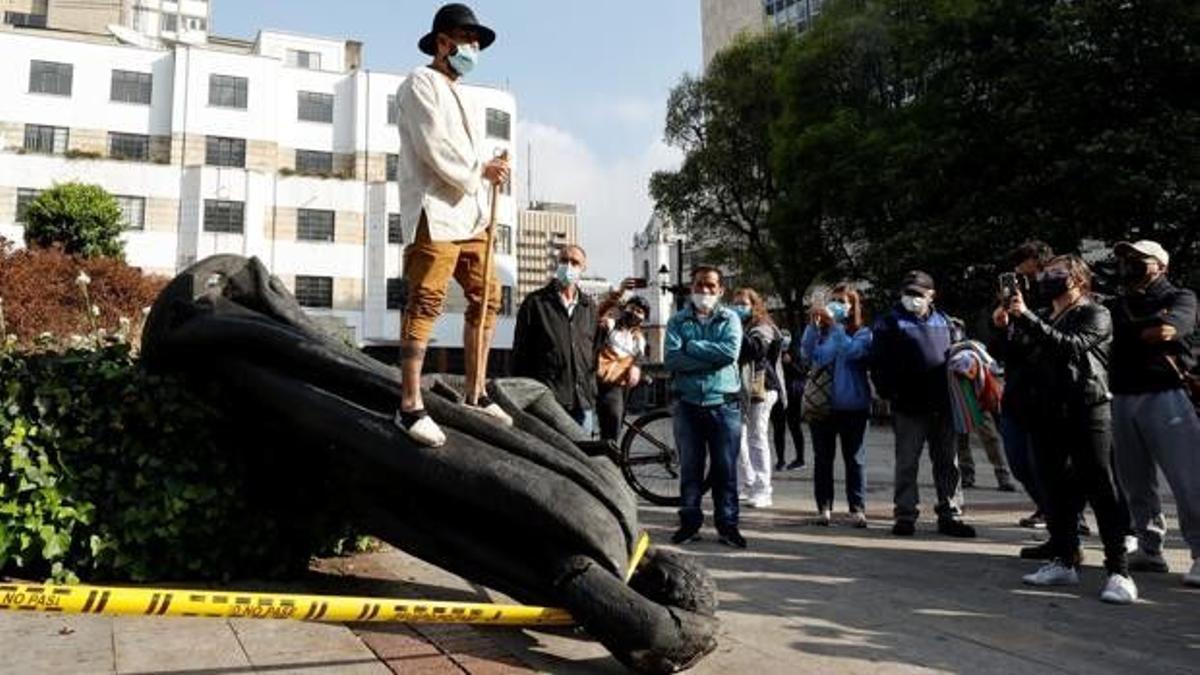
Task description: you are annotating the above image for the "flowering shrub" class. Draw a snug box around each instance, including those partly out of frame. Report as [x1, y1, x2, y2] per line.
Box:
[0, 238, 166, 350]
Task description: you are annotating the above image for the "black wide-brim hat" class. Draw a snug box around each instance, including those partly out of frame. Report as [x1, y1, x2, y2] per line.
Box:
[419, 3, 496, 56]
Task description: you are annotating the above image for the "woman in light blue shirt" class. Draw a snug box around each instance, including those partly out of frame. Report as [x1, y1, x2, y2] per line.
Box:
[801, 283, 873, 527]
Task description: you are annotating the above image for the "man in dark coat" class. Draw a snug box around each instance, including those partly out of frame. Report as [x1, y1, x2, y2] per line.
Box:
[512, 244, 599, 431]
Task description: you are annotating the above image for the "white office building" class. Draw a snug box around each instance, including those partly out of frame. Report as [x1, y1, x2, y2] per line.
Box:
[0, 22, 518, 350]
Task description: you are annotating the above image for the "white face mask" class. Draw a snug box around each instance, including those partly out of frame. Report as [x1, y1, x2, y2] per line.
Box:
[691, 293, 719, 312]
[901, 295, 930, 315]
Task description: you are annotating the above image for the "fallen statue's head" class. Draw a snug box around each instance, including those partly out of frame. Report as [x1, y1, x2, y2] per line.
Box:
[141, 254, 719, 673]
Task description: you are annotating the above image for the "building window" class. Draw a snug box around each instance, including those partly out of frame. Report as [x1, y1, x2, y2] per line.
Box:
[115, 195, 146, 230]
[161, 13, 177, 32]
[209, 74, 248, 109]
[387, 213, 404, 244]
[108, 132, 150, 161]
[486, 108, 511, 140]
[295, 150, 333, 175]
[15, 189, 42, 223]
[294, 276, 333, 308]
[297, 209, 335, 242]
[501, 286, 513, 316]
[642, 260, 650, 281]
[297, 91, 334, 123]
[287, 49, 322, 70]
[206, 136, 246, 168]
[4, 11, 48, 28]
[386, 278, 405, 310]
[386, 154, 398, 181]
[29, 60, 73, 97]
[387, 94, 399, 125]
[23, 124, 68, 155]
[203, 199, 245, 234]
[110, 70, 152, 104]
[185, 16, 207, 31]
[495, 224, 512, 254]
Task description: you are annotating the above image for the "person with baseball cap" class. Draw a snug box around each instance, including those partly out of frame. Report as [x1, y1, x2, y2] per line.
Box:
[870, 271, 976, 538]
[1106, 240, 1200, 587]
[394, 4, 511, 447]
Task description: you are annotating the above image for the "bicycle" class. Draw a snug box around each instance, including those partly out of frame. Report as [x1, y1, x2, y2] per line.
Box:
[611, 378, 711, 507]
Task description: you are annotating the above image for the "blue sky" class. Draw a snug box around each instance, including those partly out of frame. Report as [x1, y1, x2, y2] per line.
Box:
[216, 1, 703, 279]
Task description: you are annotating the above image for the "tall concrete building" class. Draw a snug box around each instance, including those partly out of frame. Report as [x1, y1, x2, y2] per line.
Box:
[0, 8, 518, 351]
[516, 201, 577, 303]
[2, 0, 212, 42]
[701, 0, 827, 67]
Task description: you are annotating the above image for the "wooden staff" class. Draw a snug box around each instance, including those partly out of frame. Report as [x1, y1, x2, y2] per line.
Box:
[473, 150, 508, 404]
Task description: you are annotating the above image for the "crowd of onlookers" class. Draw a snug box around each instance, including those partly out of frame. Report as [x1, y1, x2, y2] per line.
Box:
[508, 239, 1199, 607]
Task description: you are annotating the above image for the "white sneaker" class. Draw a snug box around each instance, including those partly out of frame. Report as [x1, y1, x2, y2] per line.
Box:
[748, 494, 773, 509]
[1100, 573, 1138, 605]
[1023, 561, 1080, 586]
[817, 508, 832, 526]
[1184, 558, 1200, 588]
[470, 397, 513, 427]
[1124, 535, 1139, 555]
[850, 511, 868, 529]
[394, 410, 446, 448]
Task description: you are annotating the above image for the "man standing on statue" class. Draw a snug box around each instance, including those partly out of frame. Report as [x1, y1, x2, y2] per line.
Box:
[394, 4, 512, 446]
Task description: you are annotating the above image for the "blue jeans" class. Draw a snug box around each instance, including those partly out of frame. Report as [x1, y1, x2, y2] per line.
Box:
[811, 410, 869, 512]
[674, 399, 742, 531]
[999, 411, 1043, 511]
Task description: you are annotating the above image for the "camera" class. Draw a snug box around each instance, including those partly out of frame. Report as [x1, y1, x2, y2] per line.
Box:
[999, 272, 1021, 301]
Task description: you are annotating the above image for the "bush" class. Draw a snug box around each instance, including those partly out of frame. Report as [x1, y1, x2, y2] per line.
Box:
[0, 343, 360, 582]
[22, 182, 125, 259]
[0, 239, 167, 350]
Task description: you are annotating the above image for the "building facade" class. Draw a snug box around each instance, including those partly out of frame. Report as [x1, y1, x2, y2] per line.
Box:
[630, 213, 690, 363]
[701, 0, 826, 67]
[0, 24, 518, 350]
[515, 201, 577, 303]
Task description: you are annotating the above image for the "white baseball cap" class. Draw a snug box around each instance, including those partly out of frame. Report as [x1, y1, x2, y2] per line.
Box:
[1114, 240, 1169, 267]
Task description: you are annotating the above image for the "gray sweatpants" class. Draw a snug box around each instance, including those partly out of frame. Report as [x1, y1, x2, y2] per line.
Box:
[1112, 390, 1200, 559]
[894, 410, 964, 523]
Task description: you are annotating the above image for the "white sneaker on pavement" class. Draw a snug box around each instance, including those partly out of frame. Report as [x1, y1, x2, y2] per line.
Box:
[1023, 561, 1080, 586]
[1100, 573, 1138, 605]
[817, 508, 832, 526]
[749, 493, 773, 509]
[851, 511, 868, 528]
[1124, 535, 1139, 555]
[1185, 558, 1200, 588]
[394, 410, 446, 448]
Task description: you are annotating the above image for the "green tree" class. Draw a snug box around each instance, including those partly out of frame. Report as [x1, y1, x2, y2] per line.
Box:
[651, 30, 827, 328]
[773, 0, 1200, 314]
[23, 182, 125, 259]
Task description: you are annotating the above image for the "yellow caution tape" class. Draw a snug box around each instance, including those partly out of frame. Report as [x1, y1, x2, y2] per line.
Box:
[0, 533, 653, 626]
[626, 531, 651, 583]
[0, 582, 573, 625]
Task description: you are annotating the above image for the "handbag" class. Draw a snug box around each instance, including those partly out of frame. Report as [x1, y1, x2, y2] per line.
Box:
[801, 364, 833, 421]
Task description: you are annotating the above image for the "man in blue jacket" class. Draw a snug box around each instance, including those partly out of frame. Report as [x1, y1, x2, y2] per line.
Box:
[871, 271, 976, 538]
[665, 266, 746, 548]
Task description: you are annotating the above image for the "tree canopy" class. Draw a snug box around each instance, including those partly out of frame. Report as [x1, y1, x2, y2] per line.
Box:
[23, 182, 126, 259]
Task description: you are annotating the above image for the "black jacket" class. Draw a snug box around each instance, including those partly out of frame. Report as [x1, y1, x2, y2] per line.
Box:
[1106, 277, 1198, 395]
[1008, 301, 1112, 415]
[511, 282, 598, 410]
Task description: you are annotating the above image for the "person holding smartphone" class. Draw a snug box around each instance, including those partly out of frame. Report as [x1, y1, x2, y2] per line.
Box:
[801, 283, 873, 527]
[997, 255, 1137, 604]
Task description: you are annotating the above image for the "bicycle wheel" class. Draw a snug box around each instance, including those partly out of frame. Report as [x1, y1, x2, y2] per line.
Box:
[619, 408, 715, 506]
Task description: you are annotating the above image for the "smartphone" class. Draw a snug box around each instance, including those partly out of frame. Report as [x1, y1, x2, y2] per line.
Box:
[629, 277, 648, 289]
[998, 272, 1020, 300]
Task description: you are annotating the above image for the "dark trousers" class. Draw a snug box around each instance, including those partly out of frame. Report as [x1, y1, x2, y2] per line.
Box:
[999, 410, 1044, 511]
[811, 410, 869, 512]
[893, 409, 963, 523]
[675, 400, 742, 531]
[770, 398, 806, 466]
[1031, 404, 1128, 574]
[596, 383, 625, 442]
